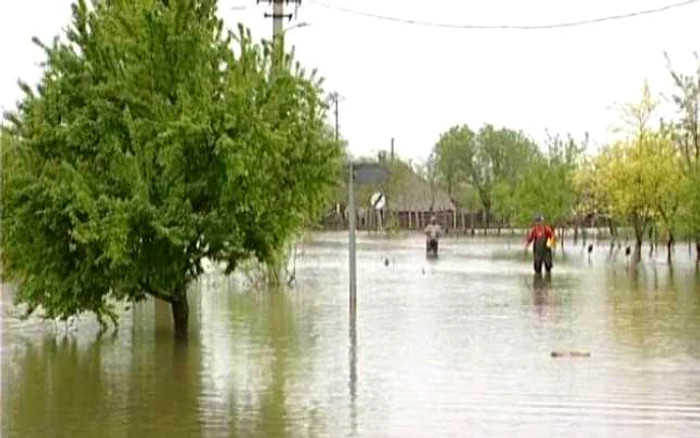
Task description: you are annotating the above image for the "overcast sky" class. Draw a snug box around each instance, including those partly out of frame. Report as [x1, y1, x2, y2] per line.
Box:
[1, 0, 698, 161]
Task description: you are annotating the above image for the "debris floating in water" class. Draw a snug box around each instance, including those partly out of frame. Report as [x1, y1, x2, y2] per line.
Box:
[551, 351, 591, 358]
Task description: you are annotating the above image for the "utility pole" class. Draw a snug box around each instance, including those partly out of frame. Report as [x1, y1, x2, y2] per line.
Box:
[334, 96, 339, 143]
[330, 92, 343, 143]
[259, 0, 302, 45]
[331, 92, 339, 142]
[390, 137, 395, 162]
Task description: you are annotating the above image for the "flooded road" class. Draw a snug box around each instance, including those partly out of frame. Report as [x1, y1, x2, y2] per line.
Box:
[3, 232, 700, 437]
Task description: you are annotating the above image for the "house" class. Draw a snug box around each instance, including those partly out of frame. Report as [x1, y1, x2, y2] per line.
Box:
[384, 166, 456, 230]
[322, 157, 456, 231]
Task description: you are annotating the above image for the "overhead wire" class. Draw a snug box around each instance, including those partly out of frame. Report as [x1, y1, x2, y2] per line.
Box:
[306, 0, 699, 30]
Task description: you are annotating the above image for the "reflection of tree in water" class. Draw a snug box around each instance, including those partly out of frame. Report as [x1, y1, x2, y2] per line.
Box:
[5, 303, 205, 438]
[226, 288, 325, 438]
[5, 335, 116, 437]
[606, 267, 700, 358]
[124, 298, 203, 438]
[5, 283, 329, 438]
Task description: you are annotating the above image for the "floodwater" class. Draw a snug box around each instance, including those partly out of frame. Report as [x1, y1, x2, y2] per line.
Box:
[3, 232, 700, 437]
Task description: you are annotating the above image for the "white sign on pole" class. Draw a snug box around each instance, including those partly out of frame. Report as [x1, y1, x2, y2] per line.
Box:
[370, 191, 386, 210]
[348, 162, 389, 309]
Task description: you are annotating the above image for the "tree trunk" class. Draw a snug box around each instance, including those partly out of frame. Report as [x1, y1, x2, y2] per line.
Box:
[171, 292, 189, 340]
[653, 225, 659, 256]
[666, 231, 674, 265]
[470, 212, 475, 235]
[559, 227, 564, 251]
[608, 221, 616, 242]
[632, 215, 644, 265]
[573, 217, 579, 244]
[696, 238, 700, 266]
[592, 215, 598, 243]
[634, 237, 643, 264]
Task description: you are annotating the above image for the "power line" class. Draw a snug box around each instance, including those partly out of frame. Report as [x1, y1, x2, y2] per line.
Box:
[307, 0, 699, 30]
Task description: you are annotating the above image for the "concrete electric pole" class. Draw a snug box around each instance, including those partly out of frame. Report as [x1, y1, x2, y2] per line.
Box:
[329, 92, 344, 144]
[330, 92, 339, 143]
[259, 0, 302, 43]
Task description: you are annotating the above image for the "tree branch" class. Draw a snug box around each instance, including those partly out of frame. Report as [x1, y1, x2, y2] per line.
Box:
[139, 282, 173, 303]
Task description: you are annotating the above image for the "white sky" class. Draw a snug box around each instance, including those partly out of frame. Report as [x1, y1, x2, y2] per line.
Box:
[1, 0, 698, 161]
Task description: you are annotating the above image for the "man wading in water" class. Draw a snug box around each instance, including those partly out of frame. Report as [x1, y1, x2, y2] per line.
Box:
[424, 215, 442, 257]
[524, 215, 555, 275]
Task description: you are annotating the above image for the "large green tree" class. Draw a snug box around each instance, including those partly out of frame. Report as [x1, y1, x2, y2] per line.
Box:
[666, 53, 700, 263]
[0, 0, 341, 338]
[591, 83, 681, 264]
[510, 132, 585, 243]
[432, 124, 538, 231]
[433, 124, 474, 199]
[470, 125, 539, 229]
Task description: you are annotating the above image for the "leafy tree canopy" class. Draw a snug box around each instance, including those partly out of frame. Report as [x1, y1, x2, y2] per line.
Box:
[0, 0, 342, 334]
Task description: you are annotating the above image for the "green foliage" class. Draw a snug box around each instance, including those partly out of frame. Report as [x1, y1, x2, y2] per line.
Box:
[510, 133, 584, 227]
[491, 180, 517, 223]
[433, 125, 474, 198]
[678, 164, 700, 238]
[455, 184, 481, 212]
[666, 53, 700, 242]
[0, 0, 341, 325]
[432, 123, 539, 222]
[585, 83, 682, 259]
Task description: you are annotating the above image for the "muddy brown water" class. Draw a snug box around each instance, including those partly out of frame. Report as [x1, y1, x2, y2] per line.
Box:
[3, 232, 700, 437]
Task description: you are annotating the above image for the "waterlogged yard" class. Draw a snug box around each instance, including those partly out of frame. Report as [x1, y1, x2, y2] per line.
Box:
[3, 232, 700, 437]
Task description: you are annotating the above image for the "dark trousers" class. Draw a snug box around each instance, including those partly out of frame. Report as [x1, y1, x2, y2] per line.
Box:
[534, 250, 553, 274]
[426, 239, 438, 254]
[533, 237, 552, 274]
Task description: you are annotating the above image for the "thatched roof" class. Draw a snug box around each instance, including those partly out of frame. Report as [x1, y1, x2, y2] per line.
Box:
[385, 169, 454, 212]
[342, 158, 455, 213]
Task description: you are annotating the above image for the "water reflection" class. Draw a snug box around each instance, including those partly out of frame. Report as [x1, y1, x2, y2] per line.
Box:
[348, 303, 358, 438]
[532, 273, 553, 320]
[4, 233, 700, 437]
[605, 265, 700, 360]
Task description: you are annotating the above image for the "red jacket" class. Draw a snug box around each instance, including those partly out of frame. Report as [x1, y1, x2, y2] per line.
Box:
[526, 224, 554, 244]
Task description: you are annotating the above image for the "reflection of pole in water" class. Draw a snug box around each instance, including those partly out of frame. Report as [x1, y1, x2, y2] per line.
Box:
[348, 303, 357, 436]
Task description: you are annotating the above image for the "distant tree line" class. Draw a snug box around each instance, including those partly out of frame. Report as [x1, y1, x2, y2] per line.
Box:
[422, 55, 700, 266]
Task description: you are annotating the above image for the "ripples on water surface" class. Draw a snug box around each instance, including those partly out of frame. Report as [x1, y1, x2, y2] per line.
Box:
[3, 232, 700, 437]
